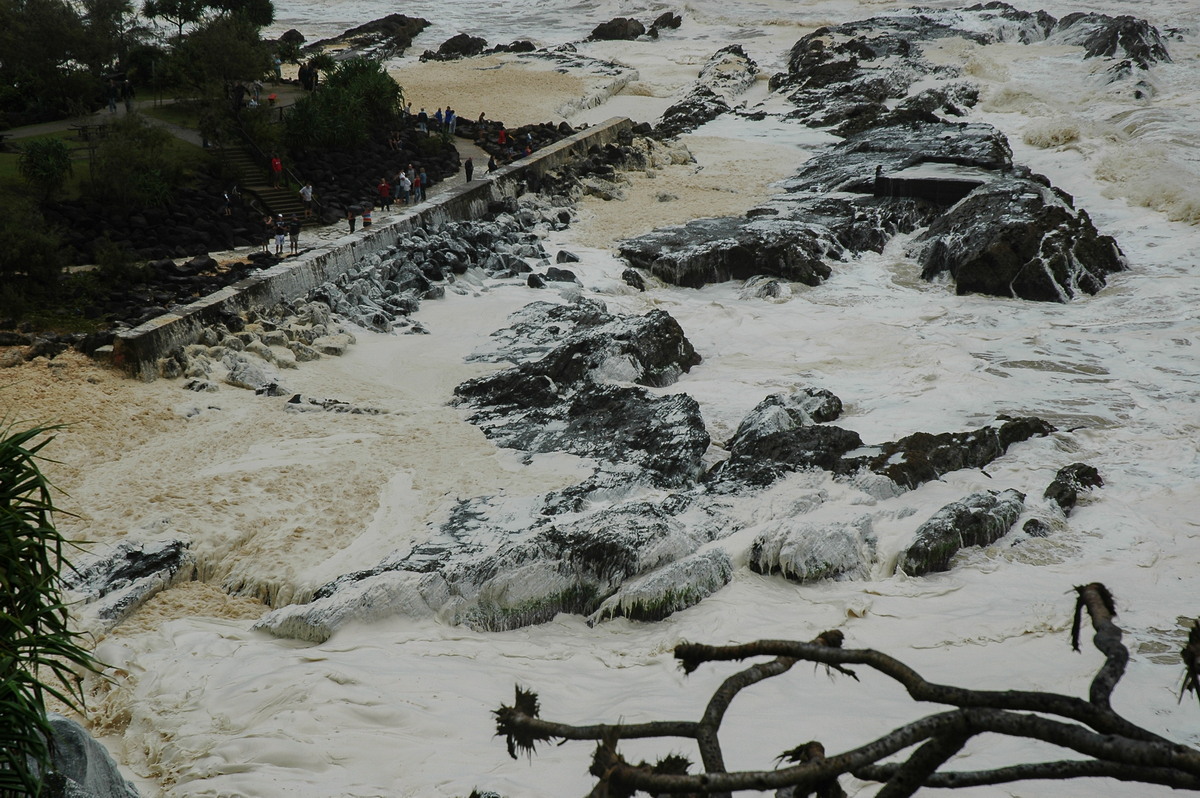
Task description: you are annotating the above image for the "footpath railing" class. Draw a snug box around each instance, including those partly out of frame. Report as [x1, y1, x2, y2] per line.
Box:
[112, 116, 634, 379]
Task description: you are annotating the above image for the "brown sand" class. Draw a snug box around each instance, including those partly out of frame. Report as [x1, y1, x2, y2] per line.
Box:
[388, 55, 588, 126]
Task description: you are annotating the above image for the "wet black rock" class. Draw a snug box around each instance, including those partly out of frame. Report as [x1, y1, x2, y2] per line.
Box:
[544, 266, 577, 283]
[622, 269, 646, 291]
[650, 11, 682, 32]
[420, 32, 488, 61]
[619, 216, 834, 289]
[1044, 462, 1103, 515]
[839, 417, 1056, 490]
[909, 173, 1126, 302]
[589, 17, 646, 41]
[304, 13, 430, 60]
[714, 424, 865, 487]
[1052, 13, 1170, 69]
[655, 46, 758, 139]
[556, 249, 580, 263]
[63, 539, 193, 630]
[39, 715, 142, 798]
[897, 489, 1026, 575]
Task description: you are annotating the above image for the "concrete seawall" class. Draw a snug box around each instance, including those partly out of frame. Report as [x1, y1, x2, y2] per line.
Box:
[113, 117, 634, 379]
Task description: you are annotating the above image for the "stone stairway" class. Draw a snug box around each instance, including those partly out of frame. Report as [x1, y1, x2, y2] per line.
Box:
[218, 145, 312, 222]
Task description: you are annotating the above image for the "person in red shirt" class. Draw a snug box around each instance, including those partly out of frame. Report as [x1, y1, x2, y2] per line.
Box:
[377, 177, 391, 211]
[270, 153, 283, 187]
[498, 127, 507, 146]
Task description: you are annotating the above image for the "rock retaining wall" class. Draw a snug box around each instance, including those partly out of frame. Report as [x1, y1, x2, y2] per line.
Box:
[113, 117, 634, 380]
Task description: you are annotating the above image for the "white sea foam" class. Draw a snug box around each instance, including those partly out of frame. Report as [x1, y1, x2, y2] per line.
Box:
[12, 0, 1200, 795]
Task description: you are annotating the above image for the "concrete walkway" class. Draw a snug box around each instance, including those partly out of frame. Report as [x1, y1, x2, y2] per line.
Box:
[4, 86, 488, 264]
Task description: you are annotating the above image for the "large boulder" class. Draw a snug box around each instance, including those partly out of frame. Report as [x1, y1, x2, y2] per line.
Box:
[1050, 13, 1170, 69]
[619, 216, 835, 289]
[38, 714, 141, 797]
[896, 489, 1026, 575]
[590, 549, 733, 623]
[589, 17, 645, 41]
[63, 539, 193, 632]
[909, 173, 1127, 302]
[1044, 462, 1103, 515]
[749, 516, 876, 583]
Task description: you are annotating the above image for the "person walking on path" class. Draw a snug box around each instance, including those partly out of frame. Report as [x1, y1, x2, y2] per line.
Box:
[121, 79, 135, 113]
[347, 207, 357, 233]
[270, 153, 283, 187]
[488, 154, 497, 174]
[411, 174, 422, 204]
[377, 177, 391, 211]
[106, 79, 118, 113]
[299, 183, 314, 218]
[464, 157, 474, 181]
[419, 167, 428, 201]
[288, 214, 301, 254]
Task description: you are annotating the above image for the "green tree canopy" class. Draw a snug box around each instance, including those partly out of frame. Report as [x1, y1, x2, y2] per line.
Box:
[165, 12, 270, 92]
[285, 57, 404, 151]
[142, 0, 204, 39]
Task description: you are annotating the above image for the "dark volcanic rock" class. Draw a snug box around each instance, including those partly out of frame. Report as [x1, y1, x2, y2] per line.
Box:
[420, 32, 488, 61]
[839, 417, 1057, 490]
[455, 303, 707, 488]
[465, 383, 710, 488]
[656, 46, 758, 139]
[590, 17, 646, 41]
[1044, 462, 1103, 514]
[1052, 13, 1170, 69]
[714, 424, 864, 487]
[909, 174, 1126, 302]
[749, 516, 876, 583]
[305, 13, 430, 60]
[63, 539, 193, 630]
[727, 388, 844, 450]
[619, 216, 835, 289]
[897, 489, 1026, 575]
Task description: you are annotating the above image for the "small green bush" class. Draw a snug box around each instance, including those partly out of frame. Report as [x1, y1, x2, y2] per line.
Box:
[17, 139, 73, 202]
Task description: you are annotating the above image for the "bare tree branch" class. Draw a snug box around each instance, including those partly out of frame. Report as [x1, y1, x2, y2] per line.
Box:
[1074, 582, 1126, 709]
[491, 583, 1199, 796]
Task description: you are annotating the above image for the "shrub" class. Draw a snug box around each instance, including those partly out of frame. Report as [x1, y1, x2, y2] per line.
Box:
[17, 139, 73, 202]
[0, 199, 64, 304]
[88, 114, 177, 208]
[0, 425, 99, 796]
[285, 57, 404, 151]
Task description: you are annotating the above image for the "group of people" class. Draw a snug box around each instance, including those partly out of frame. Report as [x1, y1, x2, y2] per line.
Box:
[262, 213, 303, 256]
[407, 105, 458, 135]
[105, 77, 134, 114]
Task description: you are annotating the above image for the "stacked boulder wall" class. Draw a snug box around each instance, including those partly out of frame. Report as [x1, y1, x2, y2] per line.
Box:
[908, 173, 1126, 302]
[896, 489, 1027, 576]
[749, 516, 876, 583]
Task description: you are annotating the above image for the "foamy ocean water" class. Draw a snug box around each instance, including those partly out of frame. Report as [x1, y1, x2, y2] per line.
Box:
[61, 0, 1200, 795]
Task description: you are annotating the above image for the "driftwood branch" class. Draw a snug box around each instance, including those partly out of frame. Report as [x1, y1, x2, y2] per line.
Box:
[492, 583, 1198, 796]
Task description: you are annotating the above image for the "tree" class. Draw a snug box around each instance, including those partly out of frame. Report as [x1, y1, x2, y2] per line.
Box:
[141, 0, 204, 39]
[18, 138, 73, 202]
[284, 57, 403, 151]
[165, 13, 269, 93]
[495, 583, 1200, 797]
[0, 425, 99, 796]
